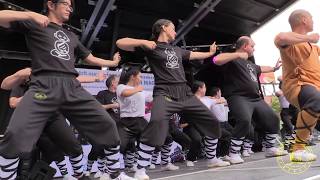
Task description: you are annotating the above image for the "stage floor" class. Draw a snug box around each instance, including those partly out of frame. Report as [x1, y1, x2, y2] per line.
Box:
[55, 143, 320, 180]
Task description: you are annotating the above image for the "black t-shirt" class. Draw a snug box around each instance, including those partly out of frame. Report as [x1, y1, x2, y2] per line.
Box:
[223, 59, 262, 98]
[10, 20, 90, 75]
[135, 42, 191, 85]
[96, 90, 120, 121]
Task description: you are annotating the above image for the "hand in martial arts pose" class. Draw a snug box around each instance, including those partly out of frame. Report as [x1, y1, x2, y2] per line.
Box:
[117, 18, 227, 180]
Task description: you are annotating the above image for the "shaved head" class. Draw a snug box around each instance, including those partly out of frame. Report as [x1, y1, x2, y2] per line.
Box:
[235, 36, 252, 50]
[235, 36, 255, 57]
[289, 9, 312, 29]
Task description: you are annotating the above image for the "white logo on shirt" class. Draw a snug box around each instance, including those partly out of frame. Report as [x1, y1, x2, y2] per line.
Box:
[50, 30, 71, 61]
[165, 48, 179, 69]
[247, 64, 258, 82]
[111, 97, 119, 113]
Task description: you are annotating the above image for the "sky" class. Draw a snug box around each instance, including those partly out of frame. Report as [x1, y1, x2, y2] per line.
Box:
[251, 0, 320, 80]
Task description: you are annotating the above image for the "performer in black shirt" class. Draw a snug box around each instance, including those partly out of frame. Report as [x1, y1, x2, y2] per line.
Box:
[0, 1, 134, 179]
[96, 75, 120, 122]
[214, 36, 287, 164]
[117, 18, 226, 180]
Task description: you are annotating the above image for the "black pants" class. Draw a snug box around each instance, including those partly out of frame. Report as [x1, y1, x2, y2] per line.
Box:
[280, 108, 294, 135]
[118, 117, 148, 153]
[227, 96, 279, 138]
[169, 120, 191, 151]
[183, 125, 203, 161]
[140, 95, 220, 147]
[217, 122, 233, 157]
[38, 113, 82, 163]
[0, 74, 119, 158]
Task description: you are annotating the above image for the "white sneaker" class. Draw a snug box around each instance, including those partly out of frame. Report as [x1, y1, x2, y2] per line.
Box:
[186, 161, 194, 167]
[134, 168, 149, 180]
[100, 173, 111, 180]
[94, 171, 103, 178]
[290, 150, 317, 162]
[220, 155, 230, 161]
[130, 164, 138, 172]
[242, 150, 251, 157]
[248, 149, 254, 154]
[112, 172, 137, 180]
[207, 158, 230, 168]
[83, 171, 90, 177]
[149, 164, 156, 169]
[228, 154, 244, 164]
[63, 175, 77, 180]
[265, 147, 288, 157]
[161, 163, 179, 171]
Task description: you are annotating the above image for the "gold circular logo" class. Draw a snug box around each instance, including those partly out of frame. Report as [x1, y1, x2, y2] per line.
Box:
[276, 142, 313, 175]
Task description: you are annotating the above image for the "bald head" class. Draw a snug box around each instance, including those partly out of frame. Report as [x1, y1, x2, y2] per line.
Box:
[289, 9, 311, 29]
[235, 36, 252, 50]
[235, 36, 255, 57]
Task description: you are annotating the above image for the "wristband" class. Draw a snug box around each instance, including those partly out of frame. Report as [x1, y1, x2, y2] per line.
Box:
[212, 56, 218, 64]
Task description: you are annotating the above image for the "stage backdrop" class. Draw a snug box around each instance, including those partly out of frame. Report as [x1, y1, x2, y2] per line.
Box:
[76, 68, 155, 95]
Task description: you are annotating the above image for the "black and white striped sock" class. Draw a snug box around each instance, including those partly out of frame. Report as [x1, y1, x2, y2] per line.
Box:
[104, 145, 120, 178]
[55, 159, 68, 176]
[137, 143, 155, 169]
[204, 136, 218, 160]
[243, 139, 252, 151]
[265, 133, 277, 149]
[151, 150, 159, 165]
[69, 154, 84, 177]
[125, 151, 136, 168]
[97, 157, 105, 172]
[161, 142, 172, 165]
[230, 137, 245, 155]
[0, 156, 19, 180]
[85, 159, 94, 172]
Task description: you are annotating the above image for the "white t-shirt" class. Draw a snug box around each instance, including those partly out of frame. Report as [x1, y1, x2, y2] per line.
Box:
[200, 96, 229, 122]
[117, 84, 152, 118]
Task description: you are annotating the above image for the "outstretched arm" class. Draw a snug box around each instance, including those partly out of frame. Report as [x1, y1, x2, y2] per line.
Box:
[260, 58, 282, 73]
[274, 32, 319, 48]
[213, 52, 248, 66]
[116, 38, 156, 52]
[189, 42, 217, 60]
[84, 52, 121, 68]
[1, 68, 31, 90]
[76, 70, 106, 83]
[0, 10, 49, 28]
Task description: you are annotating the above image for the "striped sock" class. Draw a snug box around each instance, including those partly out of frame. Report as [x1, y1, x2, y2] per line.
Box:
[151, 150, 160, 165]
[0, 156, 19, 180]
[161, 142, 172, 165]
[265, 133, 277, 149]
[69, 154, 84, 177]
[137, 143, 155, 169]
[104, 145, 120, 179]
[125, 151, 136, 168]
[97, 157, 105, 172]
[85, 159, 94, 172]
[204, 136, 218, 160]
[55, 159, 68, 176]
[230, 137, 245, 155]
[243, 139, 252, 151]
